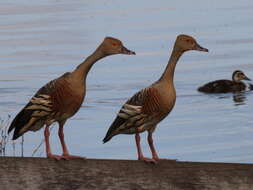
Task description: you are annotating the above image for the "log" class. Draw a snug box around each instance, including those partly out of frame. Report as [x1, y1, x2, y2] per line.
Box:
[0, 157, 253, 190]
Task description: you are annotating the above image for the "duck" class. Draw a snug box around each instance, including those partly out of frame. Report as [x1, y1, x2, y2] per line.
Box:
[198, 70, 252, 93]
[8, 37, 135, 160]
[103, 34, 208, 163]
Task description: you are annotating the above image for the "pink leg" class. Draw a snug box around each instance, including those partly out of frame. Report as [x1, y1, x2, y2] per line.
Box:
[135, 133, 156, 163]
[147, 132, 159, 161]
[58, 122, 85, 160]
[147, 132, 176, 162]
[44, 125, 62, 160]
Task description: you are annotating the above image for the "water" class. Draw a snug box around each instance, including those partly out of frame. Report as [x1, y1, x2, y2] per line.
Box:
[1, 0, 253, 163]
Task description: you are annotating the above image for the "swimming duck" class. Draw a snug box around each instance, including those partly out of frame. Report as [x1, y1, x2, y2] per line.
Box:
[198, 70, 252, 93]
[103, 34, 208, 163]
[8, 37, 135, 160]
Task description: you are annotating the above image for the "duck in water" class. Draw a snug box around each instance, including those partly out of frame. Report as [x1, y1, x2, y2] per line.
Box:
[198, 70, 252, 93]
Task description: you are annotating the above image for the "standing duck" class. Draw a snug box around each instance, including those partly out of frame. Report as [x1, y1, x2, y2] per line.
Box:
[8, 37, 135, 160]
[103, 34, 208, 163]
[198, 70, 252, 93]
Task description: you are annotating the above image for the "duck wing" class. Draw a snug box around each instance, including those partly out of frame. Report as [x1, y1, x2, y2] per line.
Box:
[8, 73, 70, 140]
[103, 87, 162, 143]
[198, 80, 234, 93]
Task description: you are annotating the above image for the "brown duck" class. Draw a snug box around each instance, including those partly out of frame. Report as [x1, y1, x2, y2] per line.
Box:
[103, 34, 208, 163]
[8, 37, 135, 160]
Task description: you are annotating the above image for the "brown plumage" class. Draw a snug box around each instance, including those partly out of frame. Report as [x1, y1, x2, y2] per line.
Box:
[103, 34, 208, 163]
[8, 37, 135, 160]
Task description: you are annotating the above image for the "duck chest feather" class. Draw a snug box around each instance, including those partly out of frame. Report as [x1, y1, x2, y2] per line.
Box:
[141, 86, 176, 117]
[50, 79, 85, 118]
[152, 84, 176, 114]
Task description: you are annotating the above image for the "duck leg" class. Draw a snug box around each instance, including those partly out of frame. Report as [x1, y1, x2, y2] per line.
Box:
[44, 124, 62, 160]
[147, 131, 159, 161]
[147, 131, 176, 162]
[135, 133, 156, 163]
[58, 121, 85, 160]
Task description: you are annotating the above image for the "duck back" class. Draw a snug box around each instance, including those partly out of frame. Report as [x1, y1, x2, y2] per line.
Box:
[198, 80, 246, 93]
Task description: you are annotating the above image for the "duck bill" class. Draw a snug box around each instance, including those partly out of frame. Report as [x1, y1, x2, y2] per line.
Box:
[121, 46, 136, 55]
[243, 75, 251, 81]
[194, 43, 209, 52]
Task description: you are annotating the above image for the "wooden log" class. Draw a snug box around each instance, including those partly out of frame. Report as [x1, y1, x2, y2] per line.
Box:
[0, 157, 253, 190]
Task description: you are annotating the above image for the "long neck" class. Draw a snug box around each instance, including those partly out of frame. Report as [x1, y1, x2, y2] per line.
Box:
[159, 46, 183, 83]
[72, 47, 106, 81]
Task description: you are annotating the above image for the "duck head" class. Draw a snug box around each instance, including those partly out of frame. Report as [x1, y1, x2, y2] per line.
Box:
[175, 34, 208, 53]
[232, 70, 251, 82]
[99, 37, 136, 56]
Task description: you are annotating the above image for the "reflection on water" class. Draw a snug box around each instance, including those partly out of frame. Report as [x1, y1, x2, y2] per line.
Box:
[1, 0, 253, 163]
[233, 92, 247, 106]
[216, 92, 248, 106]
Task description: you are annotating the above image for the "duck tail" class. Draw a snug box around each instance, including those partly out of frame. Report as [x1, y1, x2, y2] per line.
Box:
[103, 133, 114, 144]
[8, 109, 33, 140]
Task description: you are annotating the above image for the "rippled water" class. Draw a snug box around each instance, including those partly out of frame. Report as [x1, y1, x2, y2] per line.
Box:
[1, 0, 253, 163]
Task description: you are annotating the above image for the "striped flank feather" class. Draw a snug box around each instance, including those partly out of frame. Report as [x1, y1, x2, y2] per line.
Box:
[103, 87, 162, 143]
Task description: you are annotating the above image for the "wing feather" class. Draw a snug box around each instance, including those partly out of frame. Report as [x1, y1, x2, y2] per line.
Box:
[103, 87, 161, 143]
[8, 73, 71, 140]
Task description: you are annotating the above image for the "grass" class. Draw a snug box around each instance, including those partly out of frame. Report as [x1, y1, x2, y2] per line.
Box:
[0, 115, 10, 156]
[0, 115, 56, 157]
[0, 115, 24, 157]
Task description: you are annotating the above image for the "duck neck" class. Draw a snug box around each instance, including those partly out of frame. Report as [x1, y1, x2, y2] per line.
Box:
[233, 79, 239, 83]
[159, 46, 183, 84]
[232, 76, 240, 83]
[72, 47, 106, 81]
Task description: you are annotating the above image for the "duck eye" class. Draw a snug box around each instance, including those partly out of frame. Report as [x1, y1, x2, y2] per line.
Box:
[112, 42, 117, 46]
[186, 39, 190, 43]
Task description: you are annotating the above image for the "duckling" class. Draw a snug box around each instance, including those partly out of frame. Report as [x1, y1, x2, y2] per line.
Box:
[103, 34, 208, 163]
[198, 70, 252, 93]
